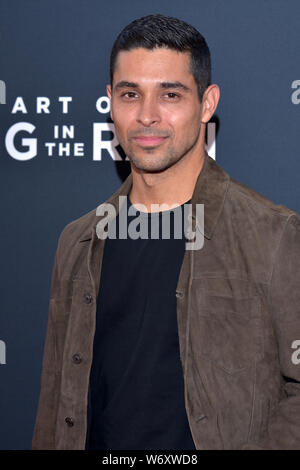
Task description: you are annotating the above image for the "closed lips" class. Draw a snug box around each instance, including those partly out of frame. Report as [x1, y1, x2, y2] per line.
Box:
[133, 136, 168, 144]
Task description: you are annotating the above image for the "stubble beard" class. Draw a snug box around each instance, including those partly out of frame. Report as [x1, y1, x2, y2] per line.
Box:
[125, 129, 201, 174]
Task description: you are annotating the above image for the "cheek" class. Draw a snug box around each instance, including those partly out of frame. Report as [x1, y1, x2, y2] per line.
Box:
[114, 109, 136, 136]
[113, 118, 128, 139]
[167, 110, 199, 140]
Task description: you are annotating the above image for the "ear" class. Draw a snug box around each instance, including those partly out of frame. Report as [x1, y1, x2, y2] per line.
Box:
[200, 84, 220, 123]
[106, 84, 113, 121]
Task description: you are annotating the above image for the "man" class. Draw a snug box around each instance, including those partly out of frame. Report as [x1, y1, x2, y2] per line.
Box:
[32, 14, 300, 450]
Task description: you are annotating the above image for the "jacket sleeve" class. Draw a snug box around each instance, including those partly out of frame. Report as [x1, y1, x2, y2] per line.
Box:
[244, 213, 300, 450]
[32, 244, 62, 450]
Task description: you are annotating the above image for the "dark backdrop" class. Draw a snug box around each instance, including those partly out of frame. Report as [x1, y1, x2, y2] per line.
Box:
[0, 0, 300, 449]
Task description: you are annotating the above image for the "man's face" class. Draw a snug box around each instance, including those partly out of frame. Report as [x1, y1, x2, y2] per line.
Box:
[107, 47, 204, 173]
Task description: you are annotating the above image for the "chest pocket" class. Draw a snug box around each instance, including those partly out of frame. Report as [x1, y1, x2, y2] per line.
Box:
[191, 292, 263, 374]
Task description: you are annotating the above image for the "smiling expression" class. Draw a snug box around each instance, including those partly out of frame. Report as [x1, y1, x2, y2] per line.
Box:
[107, 47, 204, 173]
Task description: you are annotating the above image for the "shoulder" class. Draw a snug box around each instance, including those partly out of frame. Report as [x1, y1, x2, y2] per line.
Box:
[58, 207, 97, 246]
[54, 174, 132, 258]
[227, 175, 298, 222]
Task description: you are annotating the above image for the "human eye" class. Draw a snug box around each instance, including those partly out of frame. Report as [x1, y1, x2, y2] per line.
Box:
[121, 91, 139, 100]
[163, 92, 180, 100]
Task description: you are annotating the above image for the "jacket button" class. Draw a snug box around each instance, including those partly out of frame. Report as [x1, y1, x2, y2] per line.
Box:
[72, 353, 82, 364]
[176, 291, 184, 298]
[65, 416, 74, 427]
[84, 293, 93, 304]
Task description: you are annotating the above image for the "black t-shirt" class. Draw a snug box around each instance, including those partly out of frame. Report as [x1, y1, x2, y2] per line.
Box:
[85, 195, 196, 450]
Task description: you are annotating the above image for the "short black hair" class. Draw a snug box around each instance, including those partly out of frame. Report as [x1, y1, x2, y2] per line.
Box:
[110, 14, 211, 102]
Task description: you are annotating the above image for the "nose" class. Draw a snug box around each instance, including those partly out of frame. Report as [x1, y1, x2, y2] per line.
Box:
[136, 96, 161, 127]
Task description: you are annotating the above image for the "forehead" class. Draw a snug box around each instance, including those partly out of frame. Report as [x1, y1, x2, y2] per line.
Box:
[113, 47, 194, 85]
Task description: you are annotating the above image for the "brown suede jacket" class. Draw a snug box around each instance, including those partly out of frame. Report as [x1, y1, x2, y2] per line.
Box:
[32, 152, 300, 449]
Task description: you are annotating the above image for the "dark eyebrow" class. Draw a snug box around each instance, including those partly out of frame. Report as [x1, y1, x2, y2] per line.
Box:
[114, 81, 138, 91]
[113, 80, 191, 93]
[159, 81, 191, 93]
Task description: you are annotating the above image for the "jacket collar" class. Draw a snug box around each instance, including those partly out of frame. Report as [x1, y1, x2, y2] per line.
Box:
[79, 150, 230, 242]
[190, 150, 230, 239]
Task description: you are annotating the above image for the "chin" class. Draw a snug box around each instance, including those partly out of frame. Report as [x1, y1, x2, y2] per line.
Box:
[129, 152, 174, 172]
[130, 156, 166, 171]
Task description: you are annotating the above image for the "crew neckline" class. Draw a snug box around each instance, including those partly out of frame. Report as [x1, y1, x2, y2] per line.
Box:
[127, 194, 191, 216]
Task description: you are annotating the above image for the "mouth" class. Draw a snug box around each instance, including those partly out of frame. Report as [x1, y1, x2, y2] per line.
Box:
[132, 136, 168, 147]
